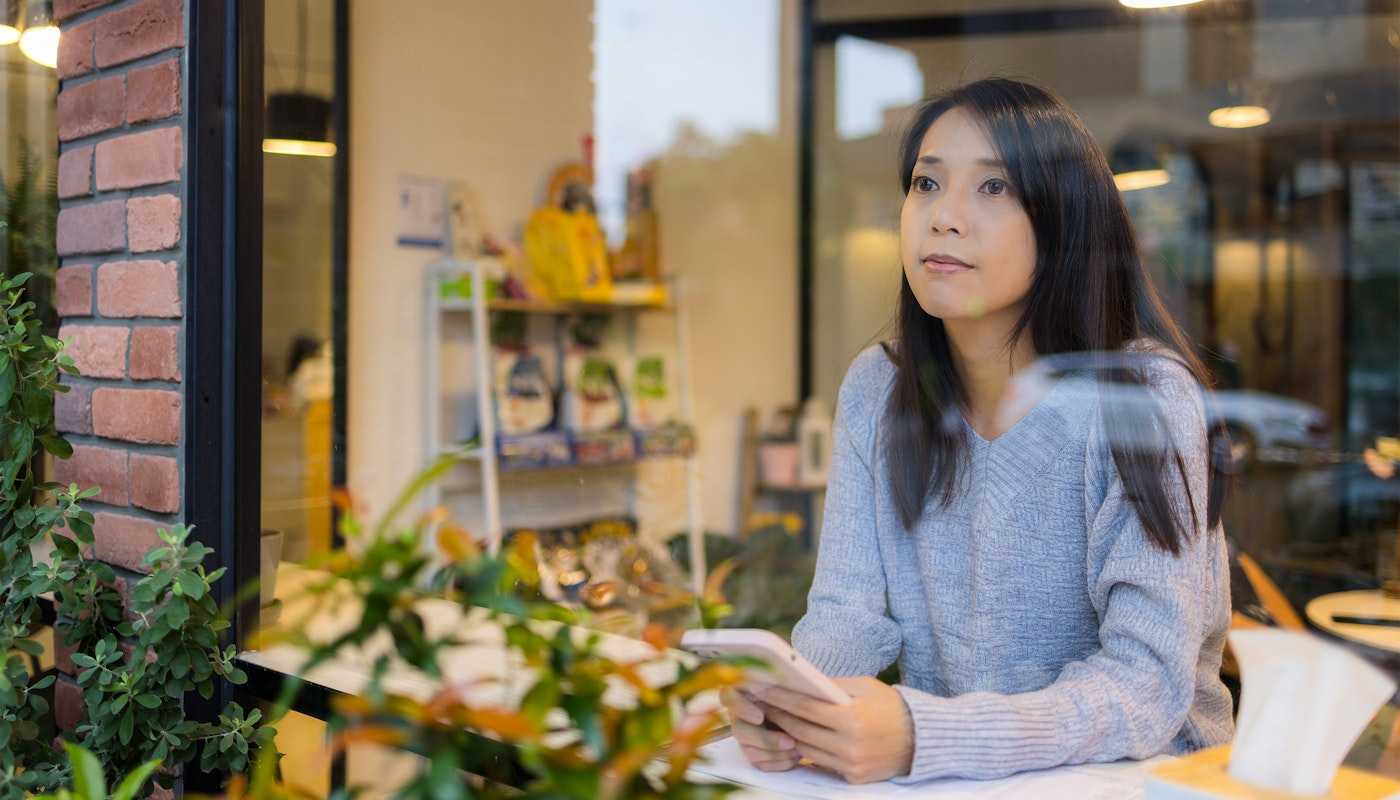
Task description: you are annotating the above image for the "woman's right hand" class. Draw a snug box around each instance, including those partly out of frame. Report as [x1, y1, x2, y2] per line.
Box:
[721, 686, 799, 772]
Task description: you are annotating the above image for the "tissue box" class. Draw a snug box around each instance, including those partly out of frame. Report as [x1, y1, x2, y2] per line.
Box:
[1145, 745, 1400, 799]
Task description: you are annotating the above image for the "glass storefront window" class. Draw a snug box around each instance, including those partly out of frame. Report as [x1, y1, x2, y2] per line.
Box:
[812, 7, 1400, 623]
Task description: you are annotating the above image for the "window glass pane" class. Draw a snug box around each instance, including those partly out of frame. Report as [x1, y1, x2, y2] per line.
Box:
[261, 0, 339, 565]
[812, 10, 1400, 616]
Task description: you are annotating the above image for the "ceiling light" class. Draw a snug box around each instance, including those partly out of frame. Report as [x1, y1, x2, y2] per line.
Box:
[1119, 0, 1203, 7]
[263, 138, 337, 158]
[1113, 169, 1171, 192]
[1209, 105, 1271, 129]
[264, 0, 335, 158]
[18, 0, 57, 68]
[0, 0, 20, 46]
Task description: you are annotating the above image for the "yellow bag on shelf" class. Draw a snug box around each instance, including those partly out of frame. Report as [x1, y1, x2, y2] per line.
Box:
[524, 162, 613, 302]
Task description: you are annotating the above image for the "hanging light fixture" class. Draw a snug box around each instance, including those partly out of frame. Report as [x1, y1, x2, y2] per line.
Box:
[1119, 0, 1202, 7]
[1209, 105, 1271, 129]
[19, 0, 59, 68]
[1110, 138, 1171, 193]
[1, 0, 21, 46]
[264, 0, 336, 158]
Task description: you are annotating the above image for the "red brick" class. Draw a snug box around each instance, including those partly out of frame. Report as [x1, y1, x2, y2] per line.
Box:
[92, 387, 180, 445]
[92, 511, 165, 572]
[55, 0, 119, 21]
[57, 145, 93, 199]
[95, 127, 182, 190]
[54, 677, 83, 731]
[55, 382, 93, 435]
[57, 20, 95, 79]
[130, 326, 180, 381]
[126, 195, 181, 253]
[55, 265, 93, 317]
[97, 260, 181, 318]
[49, 444, 130, 506]
[57, 75, 125, 142]
[56, 199, 125, 255]
[95, 0, 183, 68]
[59, 323, 129, 379]
[130, 453, 178, 513]
[126, 58, 180, 123]
[53, 637, 78, 676]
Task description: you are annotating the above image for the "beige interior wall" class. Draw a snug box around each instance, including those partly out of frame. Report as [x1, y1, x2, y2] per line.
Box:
[347, 0, 596, 522]
[347, 0, 800, 540]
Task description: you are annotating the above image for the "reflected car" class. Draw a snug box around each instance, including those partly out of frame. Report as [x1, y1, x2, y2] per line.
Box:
[1208, 390, 1331, 471]
[1002, 352, 1331, 472]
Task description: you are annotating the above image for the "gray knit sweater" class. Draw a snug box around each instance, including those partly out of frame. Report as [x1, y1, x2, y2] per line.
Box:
[790, 344, 1234, 782]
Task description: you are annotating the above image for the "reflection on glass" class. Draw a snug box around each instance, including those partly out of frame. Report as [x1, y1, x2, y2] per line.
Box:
[813, 11, 1400, 617]
[2, 22, 58, 326]
[261, 0, 337, 564]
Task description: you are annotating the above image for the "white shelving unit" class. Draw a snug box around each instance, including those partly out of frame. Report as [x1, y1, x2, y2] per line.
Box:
[423, 258, 707, 594]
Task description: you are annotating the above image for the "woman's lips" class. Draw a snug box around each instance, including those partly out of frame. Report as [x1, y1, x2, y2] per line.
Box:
[923, 257, 973, 274]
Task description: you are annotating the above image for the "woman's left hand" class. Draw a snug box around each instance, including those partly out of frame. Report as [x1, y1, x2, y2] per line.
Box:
[755, 677, 914, 784]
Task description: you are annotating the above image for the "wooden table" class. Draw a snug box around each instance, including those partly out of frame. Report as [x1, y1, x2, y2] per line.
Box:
[1306, 590, 1400, 654]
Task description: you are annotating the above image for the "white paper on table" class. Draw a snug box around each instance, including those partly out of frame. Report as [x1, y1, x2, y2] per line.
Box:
[690, 736, 1169, 800]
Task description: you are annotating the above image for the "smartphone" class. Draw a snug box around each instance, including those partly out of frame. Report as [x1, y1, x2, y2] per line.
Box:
[680, 628, 852, 705]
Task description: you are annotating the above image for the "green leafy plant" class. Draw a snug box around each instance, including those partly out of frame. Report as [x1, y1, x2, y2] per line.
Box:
[0, 270, 88, 798]
[62, 524, 277, 787]
[241, 456, 748, 799]
[32, 741, 159, 800]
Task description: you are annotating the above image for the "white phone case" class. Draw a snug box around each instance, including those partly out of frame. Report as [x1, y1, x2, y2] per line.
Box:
[680, 628, 852, 705]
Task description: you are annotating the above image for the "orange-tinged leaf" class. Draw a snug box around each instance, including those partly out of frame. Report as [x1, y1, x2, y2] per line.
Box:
[642, 622, 680, 651]
[666, 709, 727, 783]
[614, 663, 661, 706]
[331, 488, 354, 511]
[224, 774, 247, 800]
[437, 524, 480, 562]
[702, 558, 738, 604]
[459, 707, 542, 741]
[600, 746, 654, 800]
[329, 694, 377, 717]
[673, 663, 743, 698]
[506, 532, 540, 586]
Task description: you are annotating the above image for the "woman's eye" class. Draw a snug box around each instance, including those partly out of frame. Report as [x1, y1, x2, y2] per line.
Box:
[913, 176, 937, 193]
[982, 178, 1008, 196]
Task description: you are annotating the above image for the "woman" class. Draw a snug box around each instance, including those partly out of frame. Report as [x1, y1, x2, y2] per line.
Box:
[721, 78, 1234, 784]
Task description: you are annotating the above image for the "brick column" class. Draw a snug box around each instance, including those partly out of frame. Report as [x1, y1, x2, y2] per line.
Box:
[51, 0, 187, 733]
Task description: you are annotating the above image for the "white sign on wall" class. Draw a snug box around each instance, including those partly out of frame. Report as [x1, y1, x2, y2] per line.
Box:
[397, 175, 445, 248]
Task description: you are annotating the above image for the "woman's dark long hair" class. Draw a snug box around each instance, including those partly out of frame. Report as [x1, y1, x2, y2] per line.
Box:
[886, 78, 1223, 554]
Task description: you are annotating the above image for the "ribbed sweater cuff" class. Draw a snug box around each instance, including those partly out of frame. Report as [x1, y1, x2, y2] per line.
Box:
[794, 631, 889, 678]
[892, 685, 1068, 782]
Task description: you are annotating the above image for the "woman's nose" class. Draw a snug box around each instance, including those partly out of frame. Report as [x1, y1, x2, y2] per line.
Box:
[928, 193, 965, 236]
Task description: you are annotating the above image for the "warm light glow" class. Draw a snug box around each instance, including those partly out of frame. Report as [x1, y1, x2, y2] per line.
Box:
[1209, 105, 1271, 129]
[1119, 0, 1202, 7]
[0, 25, 20, 46]
[19, 25, 58, 68]
[1113, 169, 1171, 192]
[262, 138, 338, 158]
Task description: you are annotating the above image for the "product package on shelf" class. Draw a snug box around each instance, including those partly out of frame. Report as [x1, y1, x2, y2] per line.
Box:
[523, 162, 613, 302]
[562, 349, 626, 434]
[634, 422, 695, 459]
[571, 429, 637, 466]
[626, 355, 674, 430]
[612, 167, 660, 283]
[496, 431, 572, 472]
[494, 348, 555, 436]
[438, 257, 506, 302]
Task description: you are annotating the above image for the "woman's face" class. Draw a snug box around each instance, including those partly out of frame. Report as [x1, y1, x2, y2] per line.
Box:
[900, 107, 1037, 322]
